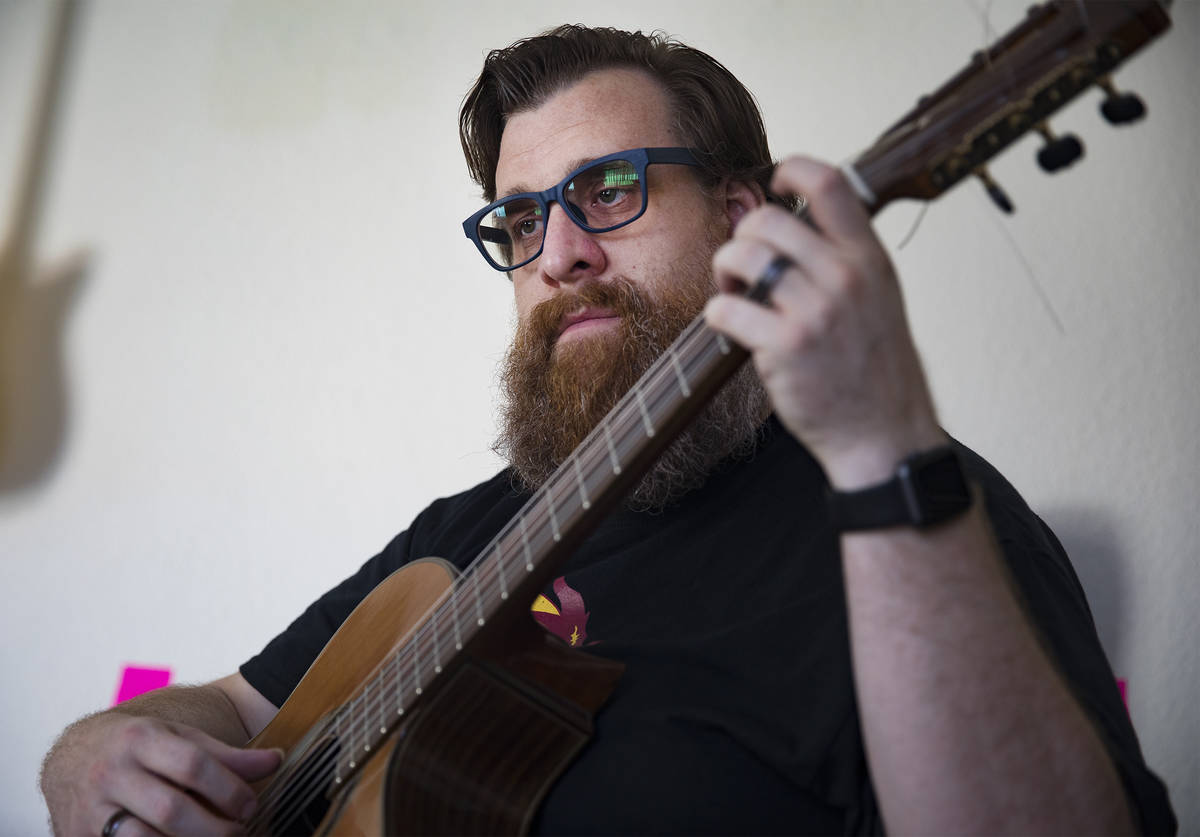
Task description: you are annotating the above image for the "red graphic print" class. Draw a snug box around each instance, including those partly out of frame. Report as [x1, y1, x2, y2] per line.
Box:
[531, 576, 590, 646]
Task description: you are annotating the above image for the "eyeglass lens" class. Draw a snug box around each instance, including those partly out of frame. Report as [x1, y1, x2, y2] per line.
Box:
[476, 158, 643, 269]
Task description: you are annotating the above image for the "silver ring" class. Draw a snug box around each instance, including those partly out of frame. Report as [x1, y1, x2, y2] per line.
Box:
[101, 809, 130, 837]
[750, 254, 794, 303]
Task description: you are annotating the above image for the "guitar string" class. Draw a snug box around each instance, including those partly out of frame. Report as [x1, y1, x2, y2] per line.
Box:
[249, 316, 728, 830]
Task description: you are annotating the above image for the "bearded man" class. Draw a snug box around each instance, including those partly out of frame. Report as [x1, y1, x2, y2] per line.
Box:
[40, 25, 1174, 836]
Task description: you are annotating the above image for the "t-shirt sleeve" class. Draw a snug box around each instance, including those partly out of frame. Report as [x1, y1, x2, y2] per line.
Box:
[963, 446, 1177, 834]
[239, 527, 417, 708]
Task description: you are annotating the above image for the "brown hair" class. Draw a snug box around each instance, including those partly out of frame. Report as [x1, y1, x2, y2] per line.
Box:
[459, 25, 780, 205]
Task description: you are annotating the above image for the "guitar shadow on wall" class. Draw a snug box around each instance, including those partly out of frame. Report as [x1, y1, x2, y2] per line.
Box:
[1042, 506, 1129, 669]
[0, 248, 90, 493]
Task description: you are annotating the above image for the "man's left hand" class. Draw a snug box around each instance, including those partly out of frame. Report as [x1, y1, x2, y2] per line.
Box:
[705, 156, 946, 489]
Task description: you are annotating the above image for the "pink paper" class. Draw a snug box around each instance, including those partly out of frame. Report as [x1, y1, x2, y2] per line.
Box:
[112, 665, 172, 706]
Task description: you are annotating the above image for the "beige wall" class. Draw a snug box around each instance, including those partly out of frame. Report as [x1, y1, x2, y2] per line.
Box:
[1, 1, 1195, 832]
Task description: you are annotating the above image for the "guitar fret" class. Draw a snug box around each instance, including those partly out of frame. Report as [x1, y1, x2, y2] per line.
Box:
[394, 647, 406, 716]
[546, 489, 562, 542]
[472, 571, 485, 626]
[603, 422, 622, 474]
[635, 387, 656, 437]
[412, 635, 422, 696]
[668, 346, 692, 396]
[450, 590, 463, 651]
[716, 333, 732, 355]
[347, 695, 359, 768]
[519, 515, 534, 571]
[495, 543, 508, 601]
[431, 607, 443, 672]
[379, 672, 387, 734]
[361, 679, 371, 752]
[573, 455, 591, 509]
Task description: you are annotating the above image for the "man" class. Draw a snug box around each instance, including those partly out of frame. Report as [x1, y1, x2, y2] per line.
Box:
[41, 25, 1173, 836]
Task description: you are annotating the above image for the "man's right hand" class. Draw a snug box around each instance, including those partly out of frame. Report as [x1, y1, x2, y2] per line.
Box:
[42, 711, 281, 836]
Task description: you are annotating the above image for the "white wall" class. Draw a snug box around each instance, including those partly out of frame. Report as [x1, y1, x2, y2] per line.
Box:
[1, 1, 1195, 832]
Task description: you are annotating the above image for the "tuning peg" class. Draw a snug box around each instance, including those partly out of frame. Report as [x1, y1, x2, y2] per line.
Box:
[1035, 122, 1085, 173]
[975, 167, 1014, 214]
[1097, 75, 1146, 124]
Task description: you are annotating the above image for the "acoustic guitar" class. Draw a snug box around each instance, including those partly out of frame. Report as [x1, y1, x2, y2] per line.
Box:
[241, 3, 1173, 833]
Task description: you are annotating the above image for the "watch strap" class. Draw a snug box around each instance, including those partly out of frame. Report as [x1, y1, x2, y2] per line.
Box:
[826, 445, 973, 532]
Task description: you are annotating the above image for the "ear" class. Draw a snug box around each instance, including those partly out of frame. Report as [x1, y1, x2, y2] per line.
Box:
[720, 178, 765, 234]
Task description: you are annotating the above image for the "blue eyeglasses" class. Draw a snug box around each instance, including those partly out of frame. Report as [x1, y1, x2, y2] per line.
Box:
[462, 147, 700, 272]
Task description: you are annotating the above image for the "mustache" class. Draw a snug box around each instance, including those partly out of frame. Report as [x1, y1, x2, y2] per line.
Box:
[521, 279, 646, 350]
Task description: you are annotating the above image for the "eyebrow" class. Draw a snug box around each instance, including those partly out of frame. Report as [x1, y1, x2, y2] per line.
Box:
[498, 154, 607, 200]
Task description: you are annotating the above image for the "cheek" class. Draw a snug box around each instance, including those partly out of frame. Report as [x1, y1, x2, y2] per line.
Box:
[512, 273, 547, 322]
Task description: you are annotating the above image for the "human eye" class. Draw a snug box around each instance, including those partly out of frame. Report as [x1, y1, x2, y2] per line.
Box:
[499, 201, 543, 242]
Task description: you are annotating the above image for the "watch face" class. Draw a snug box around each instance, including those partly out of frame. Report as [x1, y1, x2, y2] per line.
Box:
[901, 448, 972, 525]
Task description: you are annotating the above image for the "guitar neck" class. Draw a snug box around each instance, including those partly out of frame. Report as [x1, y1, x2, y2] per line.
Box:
[326, 314, 750, 777]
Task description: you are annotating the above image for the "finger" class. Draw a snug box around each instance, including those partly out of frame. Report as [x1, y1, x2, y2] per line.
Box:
[105, 812, 165, 837]
[729, 206, 846, 296]
[712, 237, 827, 317]
[177, 727, 283, 782]
[114, 767, 241, 836]
[704, 293, 784, 353]
[771, 156, 876, 247]
[135, 733, 259, 822]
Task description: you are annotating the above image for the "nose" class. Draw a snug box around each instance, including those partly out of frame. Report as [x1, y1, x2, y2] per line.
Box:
[536, 202, 607, 287]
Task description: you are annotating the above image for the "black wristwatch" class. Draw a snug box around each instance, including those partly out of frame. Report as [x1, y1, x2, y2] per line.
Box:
[826, 445, 973, 532]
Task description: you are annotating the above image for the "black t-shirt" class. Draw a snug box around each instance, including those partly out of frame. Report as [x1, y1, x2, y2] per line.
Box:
[241, 419, 1175, 834]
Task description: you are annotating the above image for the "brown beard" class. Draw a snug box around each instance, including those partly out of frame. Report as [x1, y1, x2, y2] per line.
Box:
[496, 270, 771, 510]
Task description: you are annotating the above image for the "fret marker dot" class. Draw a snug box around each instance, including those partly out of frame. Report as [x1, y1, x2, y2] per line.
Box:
[349, 760, 356, 769]
[647, 429, 655, 437]
[456, 642, 463, 650]
[364, 745, 370, 752]
[553, 534, 561, 542]
[397, 708, 405, 716]
[415, 687, 422, 695]
[435, 665, 442, 673]
[477, 618, 486, 626]
[583, 501, 590, 509]
[335, 777, 343, 784]
[500, 592, 508, 600]
[613, 466, 621, 474]
[526, 563, 534, 572]
[380, 727, 387, 734]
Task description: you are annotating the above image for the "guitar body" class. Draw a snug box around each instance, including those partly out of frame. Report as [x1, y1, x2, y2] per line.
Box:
[247, 559, 624, 835]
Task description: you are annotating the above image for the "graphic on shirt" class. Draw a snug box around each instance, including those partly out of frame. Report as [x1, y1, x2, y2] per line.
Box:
[530, 576, 590, 646]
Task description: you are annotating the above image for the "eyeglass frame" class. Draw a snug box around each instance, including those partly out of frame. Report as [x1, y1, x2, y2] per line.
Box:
[461, 147, 701, 273]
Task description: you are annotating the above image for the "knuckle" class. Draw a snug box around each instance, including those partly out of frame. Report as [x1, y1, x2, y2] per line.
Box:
[146, 790, 187, 829]
[810, 166, 848, 200]
[177, 748, 208, 784]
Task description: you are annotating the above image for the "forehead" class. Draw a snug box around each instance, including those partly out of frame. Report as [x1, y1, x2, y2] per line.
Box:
[495, 68, 680, 195]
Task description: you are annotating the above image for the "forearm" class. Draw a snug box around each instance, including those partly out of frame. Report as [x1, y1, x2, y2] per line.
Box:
[42, 685, 247, 799]
[841, 502, 1135, 835]
[106, 683, 251, 744]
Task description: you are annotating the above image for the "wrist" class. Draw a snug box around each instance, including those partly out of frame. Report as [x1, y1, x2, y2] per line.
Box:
[819, 425, 950, 491]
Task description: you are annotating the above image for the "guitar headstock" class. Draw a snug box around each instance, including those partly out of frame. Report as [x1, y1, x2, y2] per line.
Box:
[850, 0, 1172, 215]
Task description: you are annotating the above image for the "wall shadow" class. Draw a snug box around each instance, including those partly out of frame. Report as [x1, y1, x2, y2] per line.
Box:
[0, 250, 90, 493]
